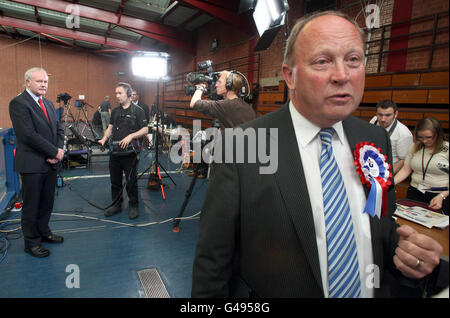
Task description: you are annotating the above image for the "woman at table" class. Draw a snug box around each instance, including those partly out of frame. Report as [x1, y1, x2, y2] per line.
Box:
[395, 117, 449, 214]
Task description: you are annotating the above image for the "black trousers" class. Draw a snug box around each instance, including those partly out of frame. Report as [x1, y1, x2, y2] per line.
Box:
[20, 170, 57, 248]
[407, 186, 449, 215]
[109, 153, 139, 206]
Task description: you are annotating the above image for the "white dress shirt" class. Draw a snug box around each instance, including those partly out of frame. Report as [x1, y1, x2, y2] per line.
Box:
[370, 116, 413, 164]
[26, 88, 42, 106]
[290, 102, 374, 298]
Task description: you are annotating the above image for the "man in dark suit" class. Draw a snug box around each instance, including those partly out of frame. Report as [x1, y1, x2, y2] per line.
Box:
[9, 67, 65, 258]
[131, 89, 149, 122]
[191, 12, 443, 297]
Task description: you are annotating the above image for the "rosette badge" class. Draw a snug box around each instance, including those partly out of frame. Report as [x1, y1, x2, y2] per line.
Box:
[354, 142, 392, 219]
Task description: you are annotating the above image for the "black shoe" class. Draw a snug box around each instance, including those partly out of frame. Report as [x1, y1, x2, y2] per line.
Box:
[104, 204, 122, 217]
[24, 245, 50, 258]
[41, 234, 64, 243]
[129, 205, 139, 219]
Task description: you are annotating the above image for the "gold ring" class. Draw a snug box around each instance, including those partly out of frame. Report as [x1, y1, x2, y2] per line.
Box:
[415, 259, 423, 270]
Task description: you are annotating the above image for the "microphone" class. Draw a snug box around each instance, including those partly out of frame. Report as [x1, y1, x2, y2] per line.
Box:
[68, 125, 104, 150]
[68, 125, 86, 144]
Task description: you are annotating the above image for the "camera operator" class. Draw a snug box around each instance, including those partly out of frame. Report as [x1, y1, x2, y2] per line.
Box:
[98, 82, 148, 219]
[189, 71, 255, 128]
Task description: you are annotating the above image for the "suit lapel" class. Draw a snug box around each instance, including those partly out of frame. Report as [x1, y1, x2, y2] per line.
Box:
[42, 98, 56, 132]
[342, 117, 381, 257]
[270, 104, 323, 293]
[342, 117, 370, 198]
[23, 91, 52, 129]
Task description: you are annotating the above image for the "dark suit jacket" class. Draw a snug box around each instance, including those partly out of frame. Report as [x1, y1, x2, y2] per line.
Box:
[136, 101, 149, 122]
[192, 103, 402, 298]
[9, 90, 64, 173]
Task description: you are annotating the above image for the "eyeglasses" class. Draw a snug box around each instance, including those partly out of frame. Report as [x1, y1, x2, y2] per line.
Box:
[416, 135, 435, 141]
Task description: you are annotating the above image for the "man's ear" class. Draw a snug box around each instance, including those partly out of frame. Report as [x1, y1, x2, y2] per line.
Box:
[282, 64, 295, 90]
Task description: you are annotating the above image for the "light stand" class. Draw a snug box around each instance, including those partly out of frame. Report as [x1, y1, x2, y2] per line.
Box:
[147, 83, 176, 199]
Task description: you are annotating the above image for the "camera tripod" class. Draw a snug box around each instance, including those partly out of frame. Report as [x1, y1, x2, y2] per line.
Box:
[147, 113, 176, 199]
[62, 100, 100, 151]
[172, 123, 220, 232]
[172, 161, 207, 232]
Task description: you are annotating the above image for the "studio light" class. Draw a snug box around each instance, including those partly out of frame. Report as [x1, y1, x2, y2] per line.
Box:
[252, 0, 289, 52]
[131, 52, 171, 81]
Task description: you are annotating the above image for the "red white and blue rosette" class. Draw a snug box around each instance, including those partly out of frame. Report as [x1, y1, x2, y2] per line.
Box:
[354, 142, 392, 219]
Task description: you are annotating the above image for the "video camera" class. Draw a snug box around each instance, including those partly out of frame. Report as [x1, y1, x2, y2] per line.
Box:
[74, 100, 85, 108]
[56, 93, 71, 104]
[185, 60, 221, 100]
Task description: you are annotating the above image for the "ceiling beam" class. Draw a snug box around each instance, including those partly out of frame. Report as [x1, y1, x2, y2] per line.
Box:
[40, 32, 77, 48]
[201, 0, 239, 11]
[178, 0, 255, 35]
[117, 0, 128, 25]
[178, 11, 202, 29]
[160, 1, 179, 23]
[33, 6, 42, 24]
[0, 24, 15, 38]
[93, 48, 134, 55]
[129, 28, 195, 55]
[0, 15, 142, 51]
[9, 0, 194, 53]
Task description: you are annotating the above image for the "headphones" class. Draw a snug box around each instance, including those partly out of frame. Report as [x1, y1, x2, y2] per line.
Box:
[225, 71, 235, 91]
[117, 82, 132, 97]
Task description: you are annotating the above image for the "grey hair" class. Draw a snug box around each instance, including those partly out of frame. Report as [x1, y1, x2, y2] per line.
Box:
[24, 67, 47, 84]
[283, 10, 366, 67]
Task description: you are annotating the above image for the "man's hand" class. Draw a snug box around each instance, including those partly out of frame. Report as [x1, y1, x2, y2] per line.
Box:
[46, 158, 59, 164]
[119, 135, 133, 149]
[98, 138, 106, 146]
[56, 148, 64, 161]
[189, 84, 207, 108]
[394, 225, 442, 279]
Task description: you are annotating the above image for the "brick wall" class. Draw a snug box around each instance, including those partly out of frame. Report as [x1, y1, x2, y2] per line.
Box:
[406, 0, 449, 70]
[0, 36, 157, 128]
[173, 0, 446, 89]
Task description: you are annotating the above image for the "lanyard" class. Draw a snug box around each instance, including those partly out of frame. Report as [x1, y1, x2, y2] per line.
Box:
[387, 119, 397, 137]
[374, 119, 397, 136]
[421, 148, 434, 180]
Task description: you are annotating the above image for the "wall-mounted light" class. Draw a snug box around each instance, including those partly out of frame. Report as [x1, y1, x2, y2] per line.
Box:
[210, 38, 219, 51]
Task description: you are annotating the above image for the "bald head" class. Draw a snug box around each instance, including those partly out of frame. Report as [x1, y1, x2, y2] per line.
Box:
[283, 11, 365, 68]
[281, 13, 366, 128]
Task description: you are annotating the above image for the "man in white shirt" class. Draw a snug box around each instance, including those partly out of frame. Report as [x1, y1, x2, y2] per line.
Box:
[370, 100, 413, 174]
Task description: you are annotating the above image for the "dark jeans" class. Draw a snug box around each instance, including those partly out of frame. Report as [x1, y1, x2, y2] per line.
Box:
[20, 170, 57, 248]
[109, 153, 139, 206]
[407, 186, 449, 215]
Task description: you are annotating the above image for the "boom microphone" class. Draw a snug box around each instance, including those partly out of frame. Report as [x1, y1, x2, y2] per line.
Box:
[68, 125, 87, 144]
[68, 125, 105, 150]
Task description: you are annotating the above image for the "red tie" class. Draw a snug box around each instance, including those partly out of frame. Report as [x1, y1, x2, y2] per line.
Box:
[38, 97, 50, 122]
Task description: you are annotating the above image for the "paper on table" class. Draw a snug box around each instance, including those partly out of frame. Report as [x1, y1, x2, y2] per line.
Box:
[395, 204, 449, 229]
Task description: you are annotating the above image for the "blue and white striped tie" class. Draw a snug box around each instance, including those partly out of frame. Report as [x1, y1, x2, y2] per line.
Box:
[319, 128, 361, 298]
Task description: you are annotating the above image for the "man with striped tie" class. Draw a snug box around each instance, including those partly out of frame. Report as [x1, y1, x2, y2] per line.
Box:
[191, 11, 443, 298]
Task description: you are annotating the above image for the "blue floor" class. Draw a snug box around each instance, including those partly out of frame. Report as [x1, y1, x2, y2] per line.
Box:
[0, 148, 208, 298]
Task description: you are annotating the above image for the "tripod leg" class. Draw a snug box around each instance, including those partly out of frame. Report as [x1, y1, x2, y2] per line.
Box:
[158, 162, 176, 185]
[173, 168, 199, 232]
[157, 166, 165, 200]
